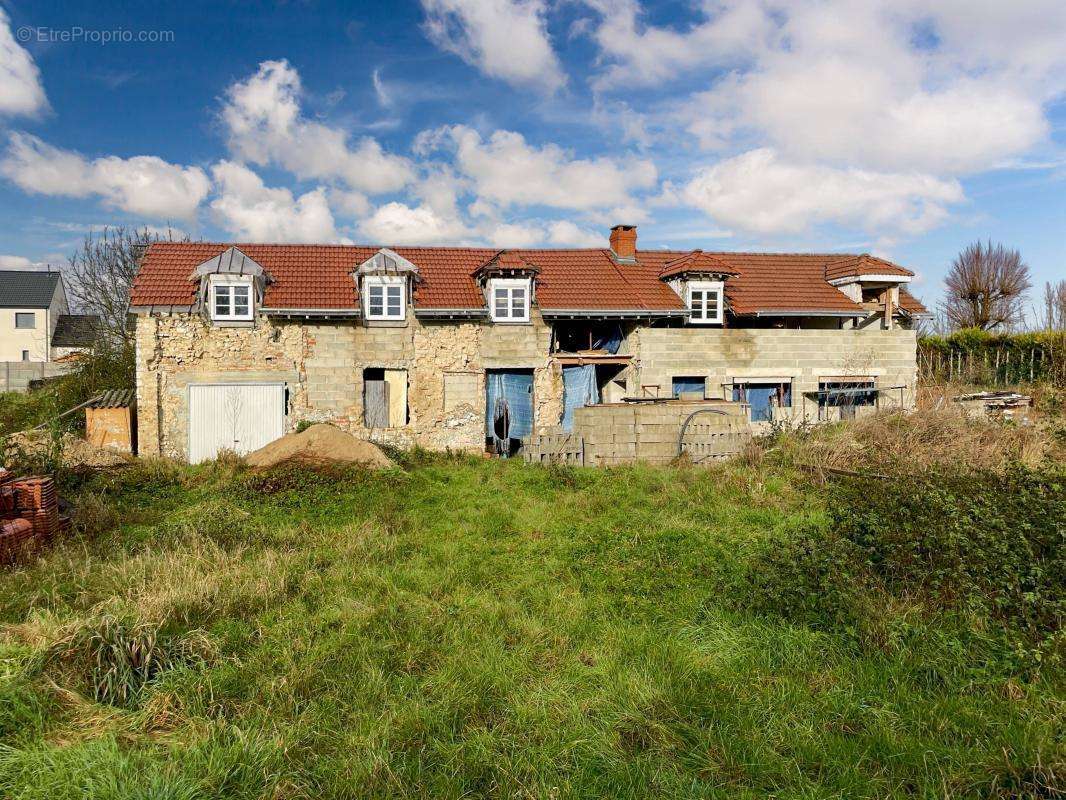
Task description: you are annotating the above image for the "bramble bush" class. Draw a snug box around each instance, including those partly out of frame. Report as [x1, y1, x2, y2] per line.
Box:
[744, 464, 1064, 648]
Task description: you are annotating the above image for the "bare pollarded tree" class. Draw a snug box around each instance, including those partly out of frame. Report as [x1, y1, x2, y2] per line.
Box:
[941, 241, 1032, 330]
[64, 225, 188, 344]
[1042, 279, 1066, 331]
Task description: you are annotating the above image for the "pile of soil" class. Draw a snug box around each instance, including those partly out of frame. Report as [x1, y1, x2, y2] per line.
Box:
[245, 424, 393, 469]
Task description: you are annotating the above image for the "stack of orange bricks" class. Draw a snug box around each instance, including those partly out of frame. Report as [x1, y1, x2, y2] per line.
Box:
[0, 468, 70, 564]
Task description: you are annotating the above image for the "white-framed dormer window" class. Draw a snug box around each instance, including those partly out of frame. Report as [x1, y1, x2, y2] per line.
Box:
[363, 275, 406, 321]
[687, 280, 724, 325]
[210, 278, 253, 321]
[489, 278, 530, 323]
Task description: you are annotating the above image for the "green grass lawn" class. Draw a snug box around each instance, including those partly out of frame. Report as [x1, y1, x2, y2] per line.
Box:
[0, 455, 1061, 799]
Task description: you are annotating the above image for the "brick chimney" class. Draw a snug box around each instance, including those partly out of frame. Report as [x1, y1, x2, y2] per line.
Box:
[609, 225, 637, 262]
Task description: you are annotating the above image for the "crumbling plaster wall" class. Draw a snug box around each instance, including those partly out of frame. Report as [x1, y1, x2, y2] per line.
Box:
[634, 327, 918, 418]
[135, 311, 562, 459]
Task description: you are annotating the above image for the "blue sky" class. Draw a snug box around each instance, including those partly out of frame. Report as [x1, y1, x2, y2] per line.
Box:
[0, 0, 1063, 314]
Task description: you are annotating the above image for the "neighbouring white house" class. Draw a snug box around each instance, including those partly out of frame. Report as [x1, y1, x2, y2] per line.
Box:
[0, 270, 98, 363]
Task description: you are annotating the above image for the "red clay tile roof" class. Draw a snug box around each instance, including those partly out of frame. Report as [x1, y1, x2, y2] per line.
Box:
[131, 242, 917, 316]
[824, 254, 913, 281]
[471, 250, 541, 277]
[658, 250, 740, 280]
[898, 288, 929, 315]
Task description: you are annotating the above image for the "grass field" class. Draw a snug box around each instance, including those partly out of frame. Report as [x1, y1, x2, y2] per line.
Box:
[0, 439, 1062, 798]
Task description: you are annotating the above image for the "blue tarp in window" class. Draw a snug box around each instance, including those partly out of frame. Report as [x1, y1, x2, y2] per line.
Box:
[733, 382, 791, 422]
[672, 377, 706, 398]
[486, 370, 534, 454]
[562, 365, 600, 431]
[591, 325, 624, 355]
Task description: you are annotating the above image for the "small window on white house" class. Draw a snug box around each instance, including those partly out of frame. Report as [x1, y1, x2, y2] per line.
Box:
[211, 281, 253, 321]
[15, 313, 35, 329]
[21, 350, 30, 361]
[489, 279, 530, 322]
[687, 281, 723, 324]
[364, 276, 405, 321]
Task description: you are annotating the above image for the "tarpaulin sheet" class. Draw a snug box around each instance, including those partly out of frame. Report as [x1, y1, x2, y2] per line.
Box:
[486, 371, 534, 453]
[561, 365, 600, 431]
[592, 324, 624, 355]
[672, 377, 706, 398]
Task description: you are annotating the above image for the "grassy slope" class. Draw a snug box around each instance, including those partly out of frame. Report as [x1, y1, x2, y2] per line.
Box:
[0, 456, 1060, 799]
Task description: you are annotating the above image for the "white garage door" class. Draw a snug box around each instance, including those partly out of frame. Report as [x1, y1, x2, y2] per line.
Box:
[188, 384, 286, 463]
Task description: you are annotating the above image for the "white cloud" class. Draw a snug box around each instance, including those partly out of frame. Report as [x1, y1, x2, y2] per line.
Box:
[222, 60, 414, 194]
[545, 220, 603, 247]
[0, 133, 210, 219]
[681, 148, 964, 236]
[571, 0, 1066, 238]
[426, 125, 656, 212]
[582, 0, 773, 91]
[666, 1, 1066, 176]
[0, 9, 48, 116]
[210, 161, 338, 242]
[359, 201, 469, 245]
[421, 0, 565, 92]
[0, 254, 47, 270]
[357, 198, 607, 248]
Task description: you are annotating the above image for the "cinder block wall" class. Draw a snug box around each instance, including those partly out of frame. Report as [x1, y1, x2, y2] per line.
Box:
[134, 312, 562, 459]
[573, 400, 746, 465]
[634, 327, 918, 419]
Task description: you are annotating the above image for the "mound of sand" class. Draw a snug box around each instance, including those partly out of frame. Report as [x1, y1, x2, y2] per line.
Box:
[245, 424, 393, 468]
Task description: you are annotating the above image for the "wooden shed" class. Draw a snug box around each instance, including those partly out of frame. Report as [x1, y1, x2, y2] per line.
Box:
[84, 389, 136, 453]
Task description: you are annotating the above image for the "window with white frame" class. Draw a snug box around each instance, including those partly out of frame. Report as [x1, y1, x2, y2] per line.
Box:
[364, 276, 406, 321]
[489, 279, 530, 322]
[210, 280, 253, 321]
[687, 281, 724, 324]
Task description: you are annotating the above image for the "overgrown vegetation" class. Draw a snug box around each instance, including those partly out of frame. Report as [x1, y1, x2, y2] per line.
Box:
[746, 465, 1064, 656]
[0, 412, 1062, 798]
[919, 329, 1066, 386]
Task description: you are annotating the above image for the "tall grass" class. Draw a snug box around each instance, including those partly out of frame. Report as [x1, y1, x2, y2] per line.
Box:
[0, 453, 1061, 798]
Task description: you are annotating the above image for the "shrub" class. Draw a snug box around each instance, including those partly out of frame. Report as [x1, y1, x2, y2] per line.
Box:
[741, 521, 871, 631]
[740, 464, 1064, 653]
[830, 465, 1065, 638]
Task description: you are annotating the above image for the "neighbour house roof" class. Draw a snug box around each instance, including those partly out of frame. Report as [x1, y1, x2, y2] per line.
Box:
[51, 314, 101, 348]
[0, 270, 61, 308]
[131, 242, 927, 317]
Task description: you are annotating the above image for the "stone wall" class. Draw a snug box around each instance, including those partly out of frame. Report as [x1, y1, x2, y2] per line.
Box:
[135, 314, 918, 459]
[634, 327, 918, 421]
[135, 311, 561, 459]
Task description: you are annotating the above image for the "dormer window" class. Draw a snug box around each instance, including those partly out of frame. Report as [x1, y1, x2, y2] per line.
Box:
[687, 280, 723, 324]
[354, 248, 419, 324]
[191, 247, 270, 326]
[364, 275, 406, 321]
[210, 277, 253, 321]
[490, 278, 530, 323]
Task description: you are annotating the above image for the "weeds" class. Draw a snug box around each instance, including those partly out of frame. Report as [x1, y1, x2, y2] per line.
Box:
[44, 612, 215, 707]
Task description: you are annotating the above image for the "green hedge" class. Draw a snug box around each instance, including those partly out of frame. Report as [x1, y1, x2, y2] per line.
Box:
[918, 329, 1066, 386]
